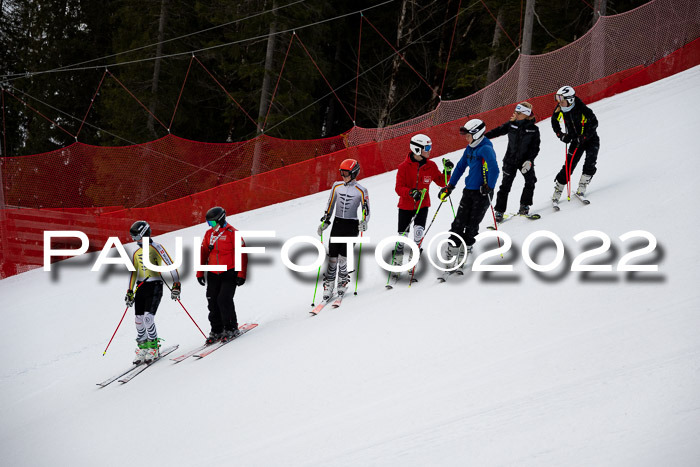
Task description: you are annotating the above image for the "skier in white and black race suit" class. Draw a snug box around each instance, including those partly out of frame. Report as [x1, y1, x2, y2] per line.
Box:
[550, 85, 600, 200]
[485, 101, 541, 222]
[125, 220, 181, 364]
[196, 206, 248, 345]
[317, 159, 370, 301]
[438, 119, 500, 264]
[393, 134, 453, 265]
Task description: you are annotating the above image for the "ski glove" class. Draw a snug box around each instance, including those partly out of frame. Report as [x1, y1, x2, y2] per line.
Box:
[409, 189, 422, 201]
[317, 214, 331, 236]
[125, 289, 135, 307]
[480, 183, 493, 197]
[171, 282, 181, 300]
[521, 160, 532, 174]
[560, 133, 572, 144]
[236, 276, 246, 287]
[438, 185, 454, 201]
[359, 219, 368, 232]
[443, 159, 454, 177]
[197, 276, 206, 286]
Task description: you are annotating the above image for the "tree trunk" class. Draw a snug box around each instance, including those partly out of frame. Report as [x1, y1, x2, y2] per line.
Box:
[147, 0, 168, 138]
[252, 0, 278, 176]
[593, 0, 607, 25]
[321, 40, 342, 137]
[521, 0, 535, 56]
[486, 7, 504, 84]
[378, 0, 409, 129]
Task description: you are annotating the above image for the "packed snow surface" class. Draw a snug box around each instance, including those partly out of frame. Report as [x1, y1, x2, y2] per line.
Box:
[1, 66, 699, 466]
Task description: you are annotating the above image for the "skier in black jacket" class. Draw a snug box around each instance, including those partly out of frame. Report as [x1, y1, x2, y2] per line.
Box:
[485, 101, 540, 221]
[550, 85, 600, 204]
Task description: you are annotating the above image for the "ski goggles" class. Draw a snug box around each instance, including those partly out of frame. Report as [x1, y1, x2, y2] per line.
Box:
[514, 103, 532, 115]
[207, 220, 218, 227]
[340, 170, 352, 177]
[421, 144, 432, 152]
[131, 234, 143, 241]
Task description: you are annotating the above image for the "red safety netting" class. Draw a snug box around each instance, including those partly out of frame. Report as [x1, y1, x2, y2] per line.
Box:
[2, 0, 700, 279]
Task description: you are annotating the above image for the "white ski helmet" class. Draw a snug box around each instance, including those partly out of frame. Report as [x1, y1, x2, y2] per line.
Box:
[556, 85, 576, 105]
[409, 134, 432, 155]
[460, 118, 486, 141]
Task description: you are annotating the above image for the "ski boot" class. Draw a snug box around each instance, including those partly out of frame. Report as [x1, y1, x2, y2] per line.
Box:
[495, 211, 504, 223]
[143, 338, 161, 363]
[133, 341, 148, 364]
[205, 331, 222, 345]
[221, 328, 241, 343]
[552, 181, 565, 210]
[392, 248, 404, 267]
[518, 205, 530, 216]
[336, 274, 350, 296]
[322, 277, 335, 301]
[456, 245, 472, 271]
[576, 174, 592, 196]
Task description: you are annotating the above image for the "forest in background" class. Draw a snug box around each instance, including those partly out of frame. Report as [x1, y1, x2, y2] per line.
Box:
[0, 0, 648, 156]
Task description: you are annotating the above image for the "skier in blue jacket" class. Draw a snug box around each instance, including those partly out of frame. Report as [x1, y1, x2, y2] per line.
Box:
[438, 119, 499, 267]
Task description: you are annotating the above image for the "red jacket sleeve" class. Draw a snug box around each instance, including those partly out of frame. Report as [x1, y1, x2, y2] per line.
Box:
[395, 162, 412, 198]
[196, 230, 211, 278]
[237, 233, 248, 279]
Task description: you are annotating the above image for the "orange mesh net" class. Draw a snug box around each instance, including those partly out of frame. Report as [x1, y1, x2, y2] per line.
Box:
[2, 0, 700, 278]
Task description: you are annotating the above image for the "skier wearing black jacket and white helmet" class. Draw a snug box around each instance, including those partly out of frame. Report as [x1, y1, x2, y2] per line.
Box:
[485, 101, 540, 221]
[551, 85, 600, 203]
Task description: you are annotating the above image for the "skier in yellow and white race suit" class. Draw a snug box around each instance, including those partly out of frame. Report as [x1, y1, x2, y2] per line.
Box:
[124, 220, 181, 364]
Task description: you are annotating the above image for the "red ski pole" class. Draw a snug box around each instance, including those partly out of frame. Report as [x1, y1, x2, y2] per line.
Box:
[162, 281, 207, 338]
[103, 280, 146, 356]
[103, 306, 129, 356]
[175, 299, 207, 338]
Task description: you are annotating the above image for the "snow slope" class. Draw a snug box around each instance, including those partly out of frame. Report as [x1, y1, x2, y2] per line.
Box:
[1, 66, 699, 467]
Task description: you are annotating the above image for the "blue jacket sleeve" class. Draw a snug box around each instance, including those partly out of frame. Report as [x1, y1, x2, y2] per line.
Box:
[448, 150, 468, 187]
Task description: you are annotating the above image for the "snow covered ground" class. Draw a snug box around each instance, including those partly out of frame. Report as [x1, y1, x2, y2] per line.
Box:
[1, 66, 699, 467]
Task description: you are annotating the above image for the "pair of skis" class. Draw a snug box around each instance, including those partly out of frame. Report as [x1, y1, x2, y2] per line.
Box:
[487, 212, 541, 230]
[553, 192, 590, 211]
[310, 294, 345, 316]
[437, 248, 471, 282]
[97, 323, 258, 387]
[96, 345, 180, 387]
[170, 323, 258, 362]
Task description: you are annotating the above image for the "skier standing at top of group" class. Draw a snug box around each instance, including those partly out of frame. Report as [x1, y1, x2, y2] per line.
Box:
[551, 85, 600, 205]
[125, 220, 181, 364]
[484, 101, 540, 222]
[438, 119, 500, 269]
[393, 134, 453, 264]
[196, 207, 247, 345]
[317, 159, 370, 301]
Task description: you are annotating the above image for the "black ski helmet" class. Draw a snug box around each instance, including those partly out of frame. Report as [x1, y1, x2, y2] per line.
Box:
[206, 206, 226, 227]
[130, 220, 151, 241]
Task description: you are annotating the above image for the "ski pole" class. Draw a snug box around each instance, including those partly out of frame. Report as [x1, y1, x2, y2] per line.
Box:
[443, 160, 457, 218]
[353, 204, 369, 295]
[175, 299, 207, 338]
[162, 282, 207, 338]
[386, 189, 426, 286]
[482, 160, 502, 251]
[103, 280, 146, 356]
[408, 201, 445, 286]
[311, 227, 326, 306]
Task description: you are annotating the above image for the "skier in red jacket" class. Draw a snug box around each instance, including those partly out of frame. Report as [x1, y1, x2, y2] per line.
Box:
[392, 134, 453, 265]
[196, 206, 248, 344]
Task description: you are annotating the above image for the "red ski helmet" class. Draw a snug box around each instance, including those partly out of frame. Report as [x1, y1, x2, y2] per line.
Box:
[339, 159, 360, 180]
